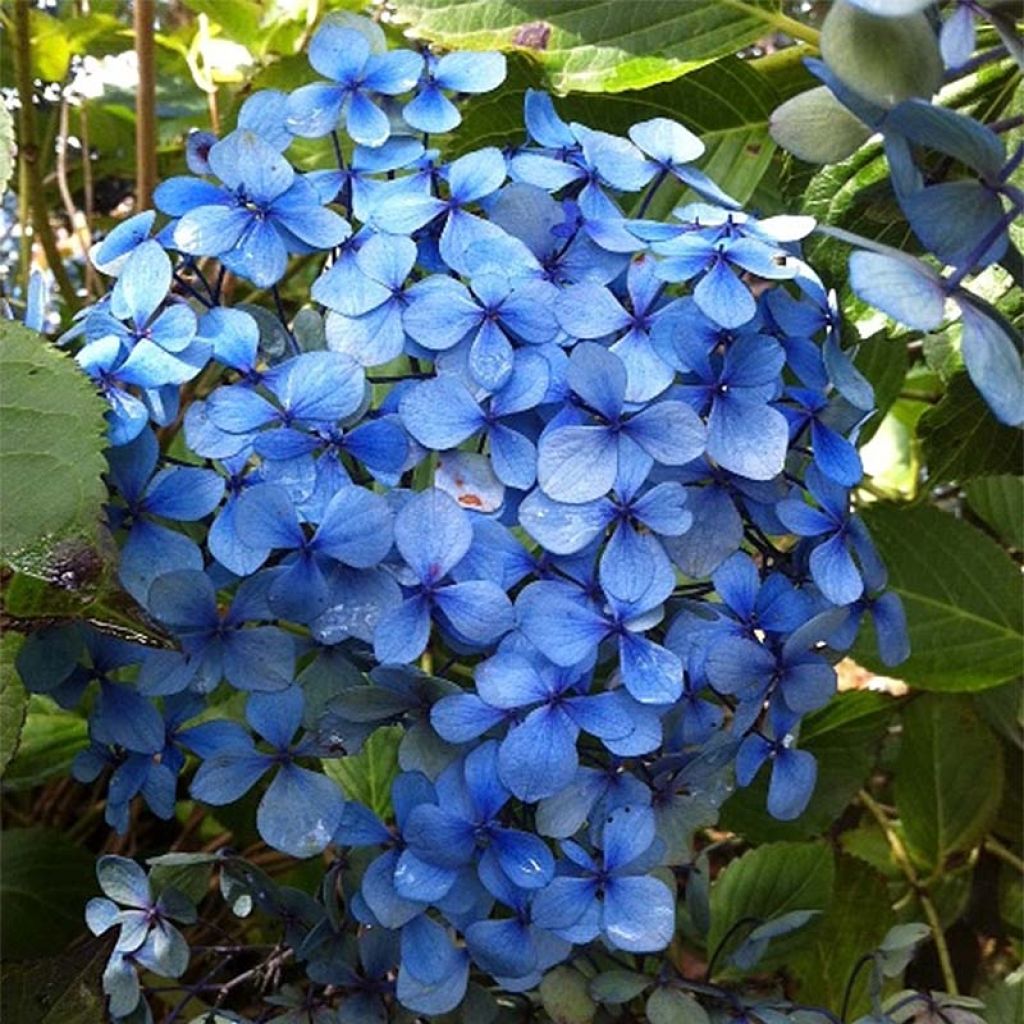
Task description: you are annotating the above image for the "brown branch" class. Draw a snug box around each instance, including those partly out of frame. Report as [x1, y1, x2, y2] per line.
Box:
[133, 0, 157, 210]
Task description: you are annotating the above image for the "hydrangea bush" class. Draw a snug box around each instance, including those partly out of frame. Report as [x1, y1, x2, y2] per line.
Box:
[2, 2, 1020, 1023]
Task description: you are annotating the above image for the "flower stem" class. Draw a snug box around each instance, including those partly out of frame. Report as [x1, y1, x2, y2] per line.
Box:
[12, 0, 78, 311]
[858, 788, 959, 995]
[134, 0, 157, 209]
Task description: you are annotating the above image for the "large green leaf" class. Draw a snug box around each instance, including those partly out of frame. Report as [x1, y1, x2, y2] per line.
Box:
[454, 55, 780, 206]
[1, 938, 108, 1024]
[0, 321, 107, 569]
[390, 0, 794, 93]
[964, 475, 1024, 549]
[919, 373, 1024, 483]
[323, 724, 402, 819]
[721, 692, 896, 842]
[787, 857, 893, 1018]
[895, 694, 1005, 869]
[0, 631, 28, 776]
[707, 841, 834, 977]
[854, 504, 1024, 691]
[3, 696, 89, 790]
[0, 828, 96, 959]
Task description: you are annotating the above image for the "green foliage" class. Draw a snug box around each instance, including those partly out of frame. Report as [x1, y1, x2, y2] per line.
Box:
[895, 695, 1005, 869]
[0, 632, 28, 776]
[646, 987, 710, 1024]
[707, 841, 834, 976]
[965, 475, 1024, 549]
[919, 373, 1024, 483]
[855, 505, 1024, 691]
[390, 0, 790, 93]
[3, 696, 88, 790]
[322, 725, 402, 818]
[0, 321, 108, 570]
[0, 828, 96, 959]
[539, 965, 595, 1024]
[0, 939, 108, 1024]
[787, 857, 893, 1018]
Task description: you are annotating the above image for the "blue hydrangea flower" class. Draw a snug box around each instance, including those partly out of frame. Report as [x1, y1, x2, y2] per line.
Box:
[373, 489, 514, 664]
[402, 271, 558, 391]
[516, 572, 682, 706]
[232, 482, 394, 622]
[159, 131, 351, 287]
[536, 342, 706, 504]
[734, 705, 818, 820]
[190, 686, 347, 858]
[286, 16, 422, 146]
[144, 569, 295, 692]
[531, 804, 675, 953]
[402, 741, 555, 891]
[777, 465, 883, 605]
[432, 651, 636, 801]
[403, 51, 507, 134]
[399, 353, 549, 489]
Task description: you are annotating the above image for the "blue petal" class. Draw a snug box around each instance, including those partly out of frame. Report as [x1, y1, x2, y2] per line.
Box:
[848, 251, 946, 331]
[491, 826, 555, 889]
[602, 874, 675, 952]
[373, 594, 432, 664]
[190, 748, 269, 804]
[959, 302, 1024, 427]
[435, 580, 514, 645]
[810, 533, 863, 605]
[394, 488, 472, 584]
[257, 763, 345, 858]
[518, 488, 611, 553]
[537, 425, 618, 503]
[768, 747, 817, 821]
[498, 705, 578, 802]
[400, 375, 482, 449]
[618, 632, 682, 705]
[708, 395, 787, 481]
[516, 582, 609, 666]
[316, 485, 394, 567]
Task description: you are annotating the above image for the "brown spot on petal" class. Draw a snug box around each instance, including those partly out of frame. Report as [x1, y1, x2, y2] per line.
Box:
[458, 494, 484, 508]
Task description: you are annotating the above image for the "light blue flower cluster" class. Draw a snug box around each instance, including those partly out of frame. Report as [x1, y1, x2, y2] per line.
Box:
[20, 12, 912, 1020]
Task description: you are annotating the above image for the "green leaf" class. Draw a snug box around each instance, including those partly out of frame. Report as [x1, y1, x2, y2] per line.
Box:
[0, 938, 108, 1024]
[855, 333, 909, 444]
[895, 694, 1005, 868]
[919, 373, 1024, 483]
[0, 321, 107, 569]
[29, 10, 72, 82]
[3, 696, 88, 791]
[854, 504, 1024, 691]
[390, 0, 793, 93]
[588, 970, 650, 1005]
[454, 55, 779, 206]
[646, 987, 710, 1024]
[982, 968, 1024, 1024]
[322, 724, 401, 818]
[0, 828, 96, 959]
[707, 841, 834, 977]
[1, 631, 28, 776]
[539, 966, 596, 1024]
[788, 857, 894, 1018]
[965, 475, 1024, 549]
[721, 692, 896, 842]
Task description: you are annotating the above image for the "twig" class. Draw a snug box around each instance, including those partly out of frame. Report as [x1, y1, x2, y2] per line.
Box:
[133, 0, 157, 209]
[12, 0, 78, 311]
[985, 835, 1024, 874]
[858, 788, 959, 995]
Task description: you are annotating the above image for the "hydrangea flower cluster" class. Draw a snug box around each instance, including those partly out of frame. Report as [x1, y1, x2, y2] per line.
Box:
[18, 12, 910, 1020]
